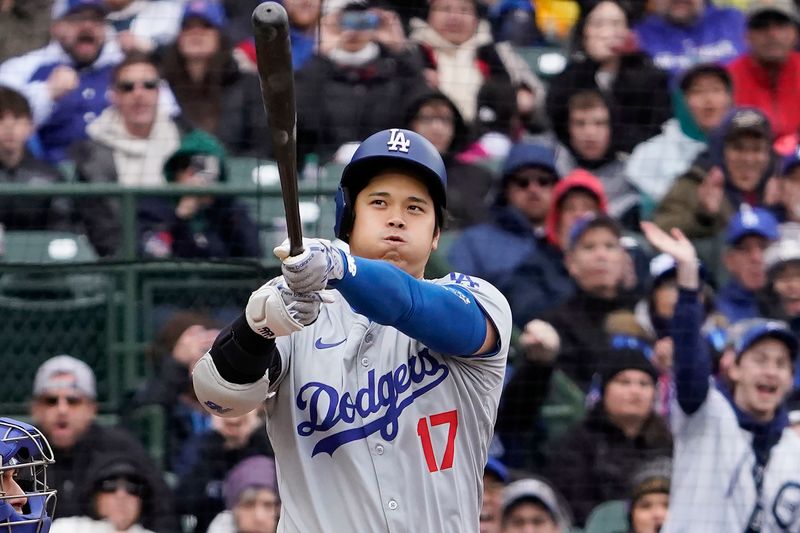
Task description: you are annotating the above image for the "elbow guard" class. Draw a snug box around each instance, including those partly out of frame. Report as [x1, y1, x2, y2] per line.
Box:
[192, 352, 272, 418]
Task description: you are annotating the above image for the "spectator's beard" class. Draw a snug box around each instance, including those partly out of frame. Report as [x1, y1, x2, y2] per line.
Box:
[66, 31, 103, 67]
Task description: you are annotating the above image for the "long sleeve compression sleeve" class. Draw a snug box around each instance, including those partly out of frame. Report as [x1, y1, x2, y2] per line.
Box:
[329, 254, 489, 356]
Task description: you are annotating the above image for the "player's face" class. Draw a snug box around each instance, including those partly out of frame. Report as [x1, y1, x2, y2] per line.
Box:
[731, 338, 794, 422]
[603, 369, 656, 424]
[684, 74, 731, 133]
[506, 167, 558, 226]
[93, 476, 144, 532]
[502, 502, 560, 533]
[724, 235, 770, 291]
[30, 377, 97, 450]
[233, 487, 280, 533]
[724, 135, 771, 193]
[565, 226, 625, 298]
[349, 171, 440, 279]
[112, 63, 160, 135]
[630, 492, 669, 533]
[0, 469, 28, 515]
[568, 105, 611, 162]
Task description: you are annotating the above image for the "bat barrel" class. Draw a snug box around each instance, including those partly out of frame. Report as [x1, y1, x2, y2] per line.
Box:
[252, 1, 303, 256]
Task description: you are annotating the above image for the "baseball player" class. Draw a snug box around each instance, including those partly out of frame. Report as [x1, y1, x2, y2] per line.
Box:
[193, 128, 512, 532]
[641, 221, 800, 532]
[0, 417, 57, 532]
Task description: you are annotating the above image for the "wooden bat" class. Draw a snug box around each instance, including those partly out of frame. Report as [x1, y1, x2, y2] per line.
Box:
[252, 2, 303, 257]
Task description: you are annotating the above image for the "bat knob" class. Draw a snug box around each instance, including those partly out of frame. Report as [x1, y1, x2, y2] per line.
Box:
[252, 2, 289, 36]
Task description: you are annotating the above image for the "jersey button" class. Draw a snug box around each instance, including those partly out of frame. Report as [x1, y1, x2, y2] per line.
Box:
[361, 357, 369, 367]
[365, 333, 374, 344]
[388, 499, 398, 510]
[375, 444, 384, 455]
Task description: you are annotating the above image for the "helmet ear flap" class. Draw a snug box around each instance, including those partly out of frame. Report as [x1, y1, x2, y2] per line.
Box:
[334, 186, 356, 242]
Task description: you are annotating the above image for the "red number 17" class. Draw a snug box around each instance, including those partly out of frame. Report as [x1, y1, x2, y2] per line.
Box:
[416, 409, 459, 473]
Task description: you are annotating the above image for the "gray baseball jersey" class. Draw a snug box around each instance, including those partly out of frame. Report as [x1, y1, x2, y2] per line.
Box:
[266, 272, 511, 533]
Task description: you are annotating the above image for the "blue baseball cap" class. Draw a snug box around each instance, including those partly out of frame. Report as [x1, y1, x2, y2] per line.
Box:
[52, 0, 107, 19]
[781, 145, 800, 176]
[735, 320, 798, 361]
[725, 206, 779, 246]
[502, 143, 558, 181]
[182, 0, 226, 29]
[567, 213, 621, 251]
[485, 456, 510, 483]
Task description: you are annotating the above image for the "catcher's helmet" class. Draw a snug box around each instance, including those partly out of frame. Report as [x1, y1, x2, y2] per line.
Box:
[334, 128, 447, 241]
[0, 418, 56, 533]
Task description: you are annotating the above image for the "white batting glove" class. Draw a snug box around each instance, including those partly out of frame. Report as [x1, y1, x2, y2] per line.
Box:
[273, 238, 347, 293]
[245, 278, 334, 339]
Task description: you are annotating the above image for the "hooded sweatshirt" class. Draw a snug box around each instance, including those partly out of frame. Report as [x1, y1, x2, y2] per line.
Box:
[86, 107, 180, 187]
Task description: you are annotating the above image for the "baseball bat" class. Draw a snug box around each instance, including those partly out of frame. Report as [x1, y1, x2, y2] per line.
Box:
[252, 2, 304, 257]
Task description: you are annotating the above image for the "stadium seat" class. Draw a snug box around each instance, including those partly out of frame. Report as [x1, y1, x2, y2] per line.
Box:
[584, 500, 628, 533]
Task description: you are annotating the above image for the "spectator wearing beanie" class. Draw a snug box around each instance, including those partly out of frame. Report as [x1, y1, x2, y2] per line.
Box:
[545, 347, 672, 527]
[627, 457, 671, 533]
[207, 455, 280, 533]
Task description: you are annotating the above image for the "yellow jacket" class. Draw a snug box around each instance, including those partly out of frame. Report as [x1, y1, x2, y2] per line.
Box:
[533, 0, 580, 42]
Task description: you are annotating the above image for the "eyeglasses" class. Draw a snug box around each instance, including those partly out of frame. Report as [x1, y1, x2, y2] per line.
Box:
[98, 477, 145, 497]
[509, 174, 557, 188]
[115, 79, 159, 93]
[37, 395, 85, 407]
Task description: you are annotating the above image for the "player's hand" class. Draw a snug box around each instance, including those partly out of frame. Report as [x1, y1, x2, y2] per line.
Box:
[274, 238, 346, 293]
[519, 319, 560, 363]
[47, 65, 79, 101]
[245, 278, 335, 339]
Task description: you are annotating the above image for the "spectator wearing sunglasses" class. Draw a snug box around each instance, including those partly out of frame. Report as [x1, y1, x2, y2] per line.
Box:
[449, 142, 560, 296]
[30, 355, 178, 532]
[51, 453, 160, 533]
[70, 52, 187, 257]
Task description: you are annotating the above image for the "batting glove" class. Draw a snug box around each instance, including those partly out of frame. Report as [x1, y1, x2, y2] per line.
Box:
[246, 277, 334, 339]
[273, 238, 346, 294]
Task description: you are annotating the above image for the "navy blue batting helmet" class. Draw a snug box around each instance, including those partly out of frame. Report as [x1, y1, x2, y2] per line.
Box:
[334, 128, 447, 241]
[0, 417, 56, 532]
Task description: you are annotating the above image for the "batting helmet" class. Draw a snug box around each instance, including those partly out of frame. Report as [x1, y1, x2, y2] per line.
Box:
[0, 417, 56, 532]
[334, 128, 447, 241]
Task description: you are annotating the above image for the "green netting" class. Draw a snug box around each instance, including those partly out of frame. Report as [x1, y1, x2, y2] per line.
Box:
[0, 292, 115, 411]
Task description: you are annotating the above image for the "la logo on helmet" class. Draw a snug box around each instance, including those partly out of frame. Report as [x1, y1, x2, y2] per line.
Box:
[386, 129, 411, 153]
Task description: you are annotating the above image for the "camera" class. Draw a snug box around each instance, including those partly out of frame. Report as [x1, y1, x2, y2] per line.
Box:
[339, 10, 380, 31]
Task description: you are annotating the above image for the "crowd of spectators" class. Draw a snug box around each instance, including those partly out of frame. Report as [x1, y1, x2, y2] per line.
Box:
[2, 0, 800, 531]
